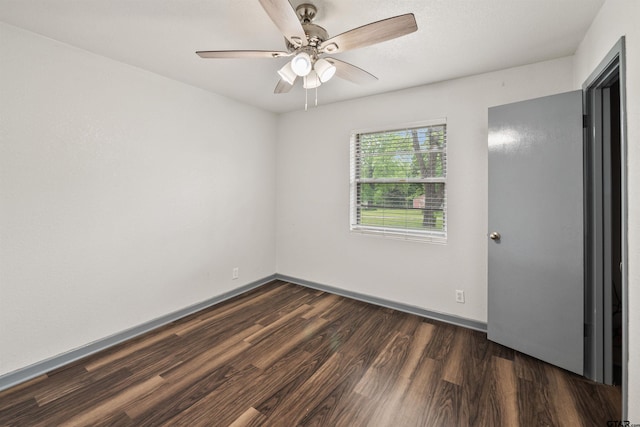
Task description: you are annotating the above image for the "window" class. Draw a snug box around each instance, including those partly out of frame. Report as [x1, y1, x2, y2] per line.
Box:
[350, 120, 447, 242]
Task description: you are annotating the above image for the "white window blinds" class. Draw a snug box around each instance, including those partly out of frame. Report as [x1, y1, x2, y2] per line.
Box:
[350, 120, 447, 242]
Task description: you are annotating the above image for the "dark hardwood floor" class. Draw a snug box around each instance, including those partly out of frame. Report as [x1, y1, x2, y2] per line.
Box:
[0, 280, 621, 426]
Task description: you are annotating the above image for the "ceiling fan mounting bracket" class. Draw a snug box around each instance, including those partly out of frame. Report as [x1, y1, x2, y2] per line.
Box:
[296, 3, 317, 24]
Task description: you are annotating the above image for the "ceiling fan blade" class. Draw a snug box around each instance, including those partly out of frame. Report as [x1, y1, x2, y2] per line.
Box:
[319, 13, 417, 54]
[326, 58, 378, 84]
[258, 0, 308, 47]
[196, 50, 290, 59]
[274, 78, 296, 94]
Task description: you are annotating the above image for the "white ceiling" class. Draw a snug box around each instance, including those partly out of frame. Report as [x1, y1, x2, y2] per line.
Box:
[0, 0, 603, 113]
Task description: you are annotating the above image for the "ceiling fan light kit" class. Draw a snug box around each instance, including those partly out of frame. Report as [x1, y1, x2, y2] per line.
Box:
[196, 0, 418, 109]
[303, 70, 321, 89]
[277, 61, 297, 84]
[314, 58, 336, 83]
[291, 51, 312, 76]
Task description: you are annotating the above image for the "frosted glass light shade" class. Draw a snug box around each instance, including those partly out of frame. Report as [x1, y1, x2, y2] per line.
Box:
[314, 58, 336, 83]
[303, 70, 321, 89]
[291, 52, 312, 77]
[277, 62, 296, 85]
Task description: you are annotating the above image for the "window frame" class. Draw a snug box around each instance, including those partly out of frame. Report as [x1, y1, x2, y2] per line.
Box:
[349, 118, 448, 243]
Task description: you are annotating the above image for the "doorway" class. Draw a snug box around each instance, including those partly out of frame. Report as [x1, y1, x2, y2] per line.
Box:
[583, 36, 627, 411]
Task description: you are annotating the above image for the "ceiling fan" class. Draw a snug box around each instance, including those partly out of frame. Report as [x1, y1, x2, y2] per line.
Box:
[196, 0, 418, 96]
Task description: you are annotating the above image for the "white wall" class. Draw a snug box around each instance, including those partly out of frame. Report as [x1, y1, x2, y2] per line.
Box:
[573, 0, 640, 420]
[276, 57, 574, 323]
[3, 1, 635, 413]
[0, 22, 277, 376]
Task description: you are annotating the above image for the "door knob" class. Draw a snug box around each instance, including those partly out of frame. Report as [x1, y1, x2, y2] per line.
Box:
[490, 232, 501, 241]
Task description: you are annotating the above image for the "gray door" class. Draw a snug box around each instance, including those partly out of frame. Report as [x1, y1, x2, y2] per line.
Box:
[488, 91, 584, 375]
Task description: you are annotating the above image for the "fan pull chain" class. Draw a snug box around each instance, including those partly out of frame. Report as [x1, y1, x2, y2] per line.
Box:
[315, 86, 318, 107]
[305, 85, 308, 111]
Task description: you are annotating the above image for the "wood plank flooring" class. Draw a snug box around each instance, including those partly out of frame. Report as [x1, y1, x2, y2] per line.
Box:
[0, 280, 621, 426]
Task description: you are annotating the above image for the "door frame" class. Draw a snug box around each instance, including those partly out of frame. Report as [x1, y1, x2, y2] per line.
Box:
[582, 37, 628, 418]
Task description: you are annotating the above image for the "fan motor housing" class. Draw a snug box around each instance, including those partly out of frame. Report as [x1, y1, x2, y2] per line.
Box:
[285, 23, 328, 51]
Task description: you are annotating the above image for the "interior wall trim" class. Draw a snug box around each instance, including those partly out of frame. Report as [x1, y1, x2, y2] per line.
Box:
[0, 273, 487, 392]
[275, 274, 488, 332]
[0, 274, 277, 392]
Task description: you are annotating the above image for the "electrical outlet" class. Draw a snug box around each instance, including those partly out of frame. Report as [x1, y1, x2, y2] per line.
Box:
[455, 290, 465, 303]
[232, 267, 239, 280]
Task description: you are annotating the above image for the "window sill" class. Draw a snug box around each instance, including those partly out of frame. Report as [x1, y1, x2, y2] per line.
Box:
[350, 226, 447, 244]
